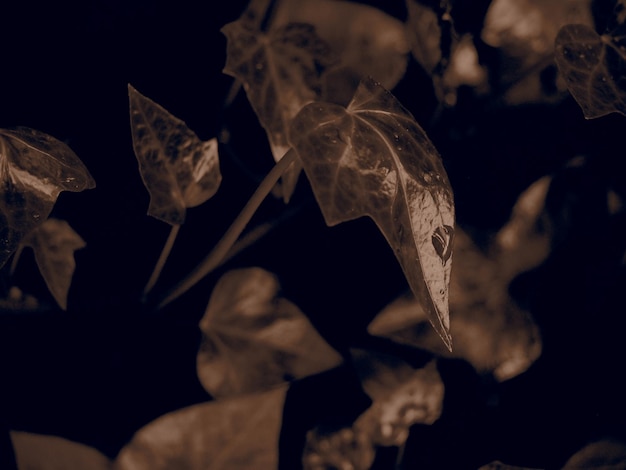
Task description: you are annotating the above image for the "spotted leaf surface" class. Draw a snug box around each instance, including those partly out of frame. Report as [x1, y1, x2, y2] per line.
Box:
[555, 23, 626, 118]
[21, 218, 86, 310]
[289, 79, 455, 349]
[197, 267, 343, 397]
[0, 127, 95, 268]
[128, 84, 221, 225]
[222, 19, 335, 202]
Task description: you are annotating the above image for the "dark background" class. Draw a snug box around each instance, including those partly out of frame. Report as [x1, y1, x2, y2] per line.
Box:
[2, 1, 626, 468]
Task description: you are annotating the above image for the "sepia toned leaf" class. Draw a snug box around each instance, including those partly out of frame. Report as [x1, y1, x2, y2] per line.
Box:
[555, 23, 626, 118]
[368, 226, 543, 382]
[128, 84, 221, 225]
[197, 267, 343, 398]
[303, 352, 443, 468]
[222, 19, 335, 202]
[113, 387, 287, 470]
[350, 350, 443, 447]
[20, 218, 86, 310]
[271, 0, 410, 93]
[405, 0, 442, 76]
[289, 78, 455, 350]
[561, 438, 626, 469]
[0, 127, 95, 269]
[11, 431, 112, 470]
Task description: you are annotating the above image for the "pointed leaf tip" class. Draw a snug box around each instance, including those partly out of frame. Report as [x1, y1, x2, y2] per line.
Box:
[128, 84, 221, 225]
[289, 78, 454, 349]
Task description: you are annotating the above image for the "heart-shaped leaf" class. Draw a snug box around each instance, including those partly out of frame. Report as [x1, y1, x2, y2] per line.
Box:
[114, 387, 287, 470]
[221, 19, 335, 202]
[11, 431, 112, 470]
[0, 127, 95, 268]
[128, 84, 221, 225]
[197, 267, 343, 398]
[19, 218, 86, 310]
[555, 23, 626, 118]
[289, 78, 455, 350]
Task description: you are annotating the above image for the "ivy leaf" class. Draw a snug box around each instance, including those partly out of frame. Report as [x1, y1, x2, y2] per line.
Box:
[113, 387, 287, 470]
[303, 352, 443, 469]
[221, 19, 335, 202]
[11, 431, 111, 470]
[289, 78, 455, 350]
[555, 23, 626, 118]
[0, 127, 95, 269]
[128, 84, 221, 225]
[20, 218, 86, 310]
[405, 0, 442, 76]
[197, 267, 343, 398]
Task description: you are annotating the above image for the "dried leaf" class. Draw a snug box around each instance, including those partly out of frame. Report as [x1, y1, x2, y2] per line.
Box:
[0, 127, 95, 268]
[197, 267, 343, 397]
[368, 227, 542, 382]
[21, 218, 86, 310]
[222, 19, 335, 202]
[289, 78, 455, 350]
[555, 23, 626, 118]
[11, 431, 112, 470]
[128, 84, 221, 225]
[113, 387, 287, 470]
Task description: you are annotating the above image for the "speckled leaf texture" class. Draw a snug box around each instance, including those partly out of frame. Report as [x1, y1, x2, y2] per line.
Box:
[0, 127, 95, 269]
[128, 84, 221, 225]
[289, 79, 455, 350]
[555, 22, 626, 118]
[221, 19, 335, 202]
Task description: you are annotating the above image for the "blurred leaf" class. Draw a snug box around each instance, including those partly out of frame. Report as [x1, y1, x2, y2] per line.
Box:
[222, 19, 335, 202]
[128, 84, 221, 225]
[113, 387, 287, 470]
[369, 226, 542, 382]
[555, 23, 626, 118]
[302, 352, 443, 469]
[482, 0, 593, 105]
[405, 0, 442, 75]
[11, 431, 111, 470]
[197, 267, 343, 397]
[289, 78, 455, 350]
[272, 0, 410, 97]
[478, 461, 543, 470]
[20, 218, 86, 310]
[350, 351, 443, 447]
[562, 438, 626, 469]
[0, 127, 95, 269]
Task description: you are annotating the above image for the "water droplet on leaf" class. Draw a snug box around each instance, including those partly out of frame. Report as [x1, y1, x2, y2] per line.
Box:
[432, 225, 454, 265]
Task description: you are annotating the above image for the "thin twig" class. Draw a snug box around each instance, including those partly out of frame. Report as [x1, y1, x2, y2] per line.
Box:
[157, 148, 298, 309]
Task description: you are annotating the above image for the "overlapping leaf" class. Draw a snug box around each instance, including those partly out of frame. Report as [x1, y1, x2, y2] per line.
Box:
[0, 127, 95, 268]
[555, 23, 626, 118]
[221, 19, 335, 202]
[197, 267, 343, 397]
[114, 386, 287, 470]
[289, 78, 455, 350]
[20, 218, 86, 310]
[128, 84, 221, 225]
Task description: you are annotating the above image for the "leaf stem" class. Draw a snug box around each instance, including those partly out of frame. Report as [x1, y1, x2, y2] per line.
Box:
[157, 148, 298, 309]
[143, 223, 181, 298]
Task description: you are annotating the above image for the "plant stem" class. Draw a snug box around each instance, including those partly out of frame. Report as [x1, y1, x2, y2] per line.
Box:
[143, 223, 180, 297]
[157, 148, 298, 309]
